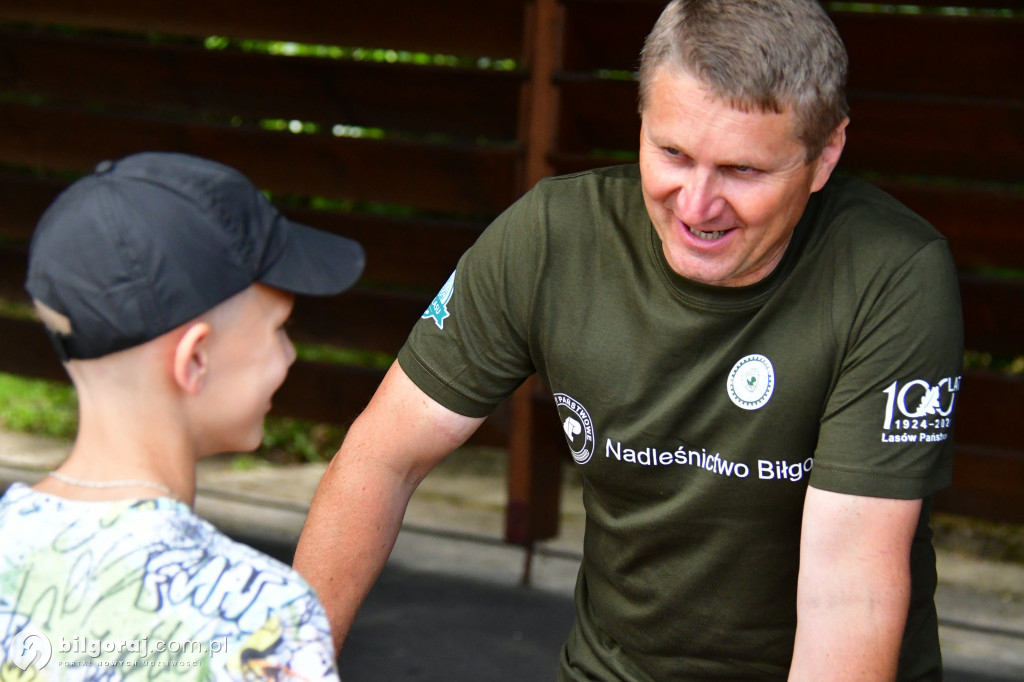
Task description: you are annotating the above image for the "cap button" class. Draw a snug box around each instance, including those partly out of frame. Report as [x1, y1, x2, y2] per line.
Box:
[94, 160, 115, 174]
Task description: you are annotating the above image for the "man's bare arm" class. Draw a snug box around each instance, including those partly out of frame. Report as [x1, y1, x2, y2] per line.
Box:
[293, 361, 486, 649]
[788, 486, 922, 681]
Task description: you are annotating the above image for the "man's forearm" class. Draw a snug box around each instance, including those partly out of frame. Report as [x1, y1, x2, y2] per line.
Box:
[789, 487, 920, 682]
[292, 361, 486, 649]
[293, 450, 416, 649]
[788, 578, 910, 681]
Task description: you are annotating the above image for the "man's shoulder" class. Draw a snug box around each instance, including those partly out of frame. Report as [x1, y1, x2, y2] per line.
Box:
[520, 163, 646, 236]
[476, 163, 645, 260]
[805, 175, 954, 278]
[534, 163, 641, 200]
[817, 175, 946, 248]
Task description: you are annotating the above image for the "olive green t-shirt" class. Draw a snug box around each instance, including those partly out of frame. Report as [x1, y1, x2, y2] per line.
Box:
[399, 164, 963, 681]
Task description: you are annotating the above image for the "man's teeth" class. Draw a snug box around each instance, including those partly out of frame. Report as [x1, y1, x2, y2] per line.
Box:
[689, 226, 725, 240]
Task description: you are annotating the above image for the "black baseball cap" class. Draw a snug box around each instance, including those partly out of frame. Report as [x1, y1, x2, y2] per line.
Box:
[25, 152, 365, 360]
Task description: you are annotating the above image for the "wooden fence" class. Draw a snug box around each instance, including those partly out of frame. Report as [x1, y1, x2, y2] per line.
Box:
[0, 1, 1021, 545]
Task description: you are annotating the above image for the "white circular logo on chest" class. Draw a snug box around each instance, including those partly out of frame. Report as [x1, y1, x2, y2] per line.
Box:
[727, 354, 775, 410]
[553, 393, 595, 465]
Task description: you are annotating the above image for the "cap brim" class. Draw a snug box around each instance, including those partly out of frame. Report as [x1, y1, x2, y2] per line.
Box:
[259, 218, 366, 296]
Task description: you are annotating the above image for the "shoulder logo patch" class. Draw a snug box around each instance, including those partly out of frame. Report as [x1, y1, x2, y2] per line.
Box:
[879, 376, 959, 444]
[554, 393, 595, 465]
[727, 354, 775, 410]
[422, 270, 456, 329]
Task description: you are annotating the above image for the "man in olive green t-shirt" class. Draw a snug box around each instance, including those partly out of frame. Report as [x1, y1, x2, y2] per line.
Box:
[294, 2, 963, 680]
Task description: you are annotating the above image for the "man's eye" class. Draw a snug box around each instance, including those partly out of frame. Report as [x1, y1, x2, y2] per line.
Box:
[664, 147, 680, 156]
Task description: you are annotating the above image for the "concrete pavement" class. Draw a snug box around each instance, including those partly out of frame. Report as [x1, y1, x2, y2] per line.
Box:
[1, 429, 1022, 680]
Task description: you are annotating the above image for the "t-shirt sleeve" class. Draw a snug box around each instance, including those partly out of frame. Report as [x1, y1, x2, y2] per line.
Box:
[397, 187, 546, 417]
[810, 238, 964, 499]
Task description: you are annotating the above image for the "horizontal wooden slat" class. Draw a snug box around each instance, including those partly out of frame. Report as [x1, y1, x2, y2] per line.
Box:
[0, 172, 64, 242]
[0, 317, 65, 382]
[266, 359, 515, 448]
[0, 102, 520, 216]
[0, 246, 30, 301]
[555, 77, 1024, 183]
[882, 0, 1024, 6]
[273, 361, 385, 428]
[280, 208, 481, 289]
[561, 0, 662, 73]
[876, 182, 1024, 272]
[954, 368, 1024, 454]
[0, 29, 524, 140]
[960, 275, 1024, 357]
[837, 14, 1024, 100]
[842, 95, 1023, 183]
[0, 0, 527, 59]
[0, 172, 484, 288]
[555, 76, 638, 154]
[559, 0, 1024, 85]
[948, 367, 1024, 525]
[935, 444, 1024, 524]
[549, 151, 631, 177]
[290, 290, 428, 354]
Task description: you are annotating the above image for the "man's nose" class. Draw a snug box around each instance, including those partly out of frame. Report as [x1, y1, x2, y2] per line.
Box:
[675, 169, 724, 226]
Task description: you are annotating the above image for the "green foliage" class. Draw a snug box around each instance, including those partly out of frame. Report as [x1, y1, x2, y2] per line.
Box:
[596, 69, 638, 82]
[964, 351, 1024, 376]
[294, 342, 394, 369]
[825, 3, 1023, 18]
[0, 373, 78, 440]
[933, 512, 1024, 564]
[0, 298, 37, 321]
[228, 453, 271, 471]
[204, 36, 518, 71]
[970, 266, 1024, 280]
[259, 417, 346, 464]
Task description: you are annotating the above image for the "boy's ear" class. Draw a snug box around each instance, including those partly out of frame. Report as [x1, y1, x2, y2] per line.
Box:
[173, 322, 212, 395]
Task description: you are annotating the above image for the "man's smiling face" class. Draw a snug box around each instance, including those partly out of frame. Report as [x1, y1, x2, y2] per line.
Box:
[639, 66, 844, 287]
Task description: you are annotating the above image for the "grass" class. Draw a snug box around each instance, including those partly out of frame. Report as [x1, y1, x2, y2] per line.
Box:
[0, 372, 344, 465]
[0, 373, 78, 440]
[933, 512, 1024, 565]
[257, 417, 347, 465]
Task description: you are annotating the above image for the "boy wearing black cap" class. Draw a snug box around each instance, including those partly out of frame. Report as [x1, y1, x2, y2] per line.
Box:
[0, 152, 363, 679]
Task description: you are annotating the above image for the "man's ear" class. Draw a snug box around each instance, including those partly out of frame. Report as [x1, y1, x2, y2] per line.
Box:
[173, 322, 212, 395]
[811, 118, 848, 193]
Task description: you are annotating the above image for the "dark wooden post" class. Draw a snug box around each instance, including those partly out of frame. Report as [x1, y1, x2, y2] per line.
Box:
[505, 0, 567, 568]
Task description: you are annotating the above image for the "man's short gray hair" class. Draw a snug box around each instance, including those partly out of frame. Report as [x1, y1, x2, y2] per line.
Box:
[638, 0, 849, 161]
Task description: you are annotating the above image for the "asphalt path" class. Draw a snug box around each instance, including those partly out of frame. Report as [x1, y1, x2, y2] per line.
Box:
[242, 532, 1018, 682]
[340, 565, 573, 681]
